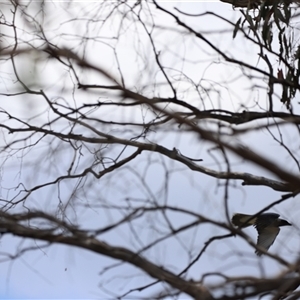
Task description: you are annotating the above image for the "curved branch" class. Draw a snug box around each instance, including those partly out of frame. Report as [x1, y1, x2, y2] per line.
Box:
[0, 212, 214, 300]
[0, 118, 292, 193]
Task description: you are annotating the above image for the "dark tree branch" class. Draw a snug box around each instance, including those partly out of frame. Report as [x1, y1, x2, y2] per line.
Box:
[0, 211, 214, 300]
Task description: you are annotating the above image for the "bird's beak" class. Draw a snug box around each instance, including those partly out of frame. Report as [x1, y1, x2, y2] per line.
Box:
[283, 220, 292, 226]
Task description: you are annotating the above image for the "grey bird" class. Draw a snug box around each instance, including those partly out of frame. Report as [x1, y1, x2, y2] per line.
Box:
[232, 212, 291, 256]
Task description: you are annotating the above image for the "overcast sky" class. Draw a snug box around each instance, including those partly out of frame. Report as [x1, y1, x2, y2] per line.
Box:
[0, 1, 299, 299]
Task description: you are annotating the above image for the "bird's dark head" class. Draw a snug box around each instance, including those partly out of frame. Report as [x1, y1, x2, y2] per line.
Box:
[278, 219, 292, 227]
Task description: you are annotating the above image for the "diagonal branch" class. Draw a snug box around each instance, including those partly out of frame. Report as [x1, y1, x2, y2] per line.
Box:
[0, 212, 214, 300]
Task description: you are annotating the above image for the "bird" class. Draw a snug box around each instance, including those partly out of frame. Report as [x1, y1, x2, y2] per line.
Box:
[232, 212, 291, 256]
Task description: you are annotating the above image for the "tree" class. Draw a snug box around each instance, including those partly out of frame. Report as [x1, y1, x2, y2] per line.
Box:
[0, 0, 300, 299]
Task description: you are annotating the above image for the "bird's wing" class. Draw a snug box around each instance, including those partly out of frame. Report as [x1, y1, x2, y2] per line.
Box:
[255, 226, 280, 256]
[232, 213, 256, 227]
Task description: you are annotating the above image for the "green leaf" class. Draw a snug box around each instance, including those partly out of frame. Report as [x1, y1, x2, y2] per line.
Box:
[233, 17, 241, 39]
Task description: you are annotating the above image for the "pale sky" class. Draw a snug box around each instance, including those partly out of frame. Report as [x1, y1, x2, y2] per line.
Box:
[0, 1, 299, 299]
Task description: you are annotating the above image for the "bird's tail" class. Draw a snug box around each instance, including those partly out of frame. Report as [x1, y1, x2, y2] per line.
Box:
[232, 213, 256, 227]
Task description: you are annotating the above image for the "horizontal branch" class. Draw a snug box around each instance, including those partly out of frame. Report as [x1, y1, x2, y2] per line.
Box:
[0, 212, 214, 300]
[0, 119, 292, 193]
